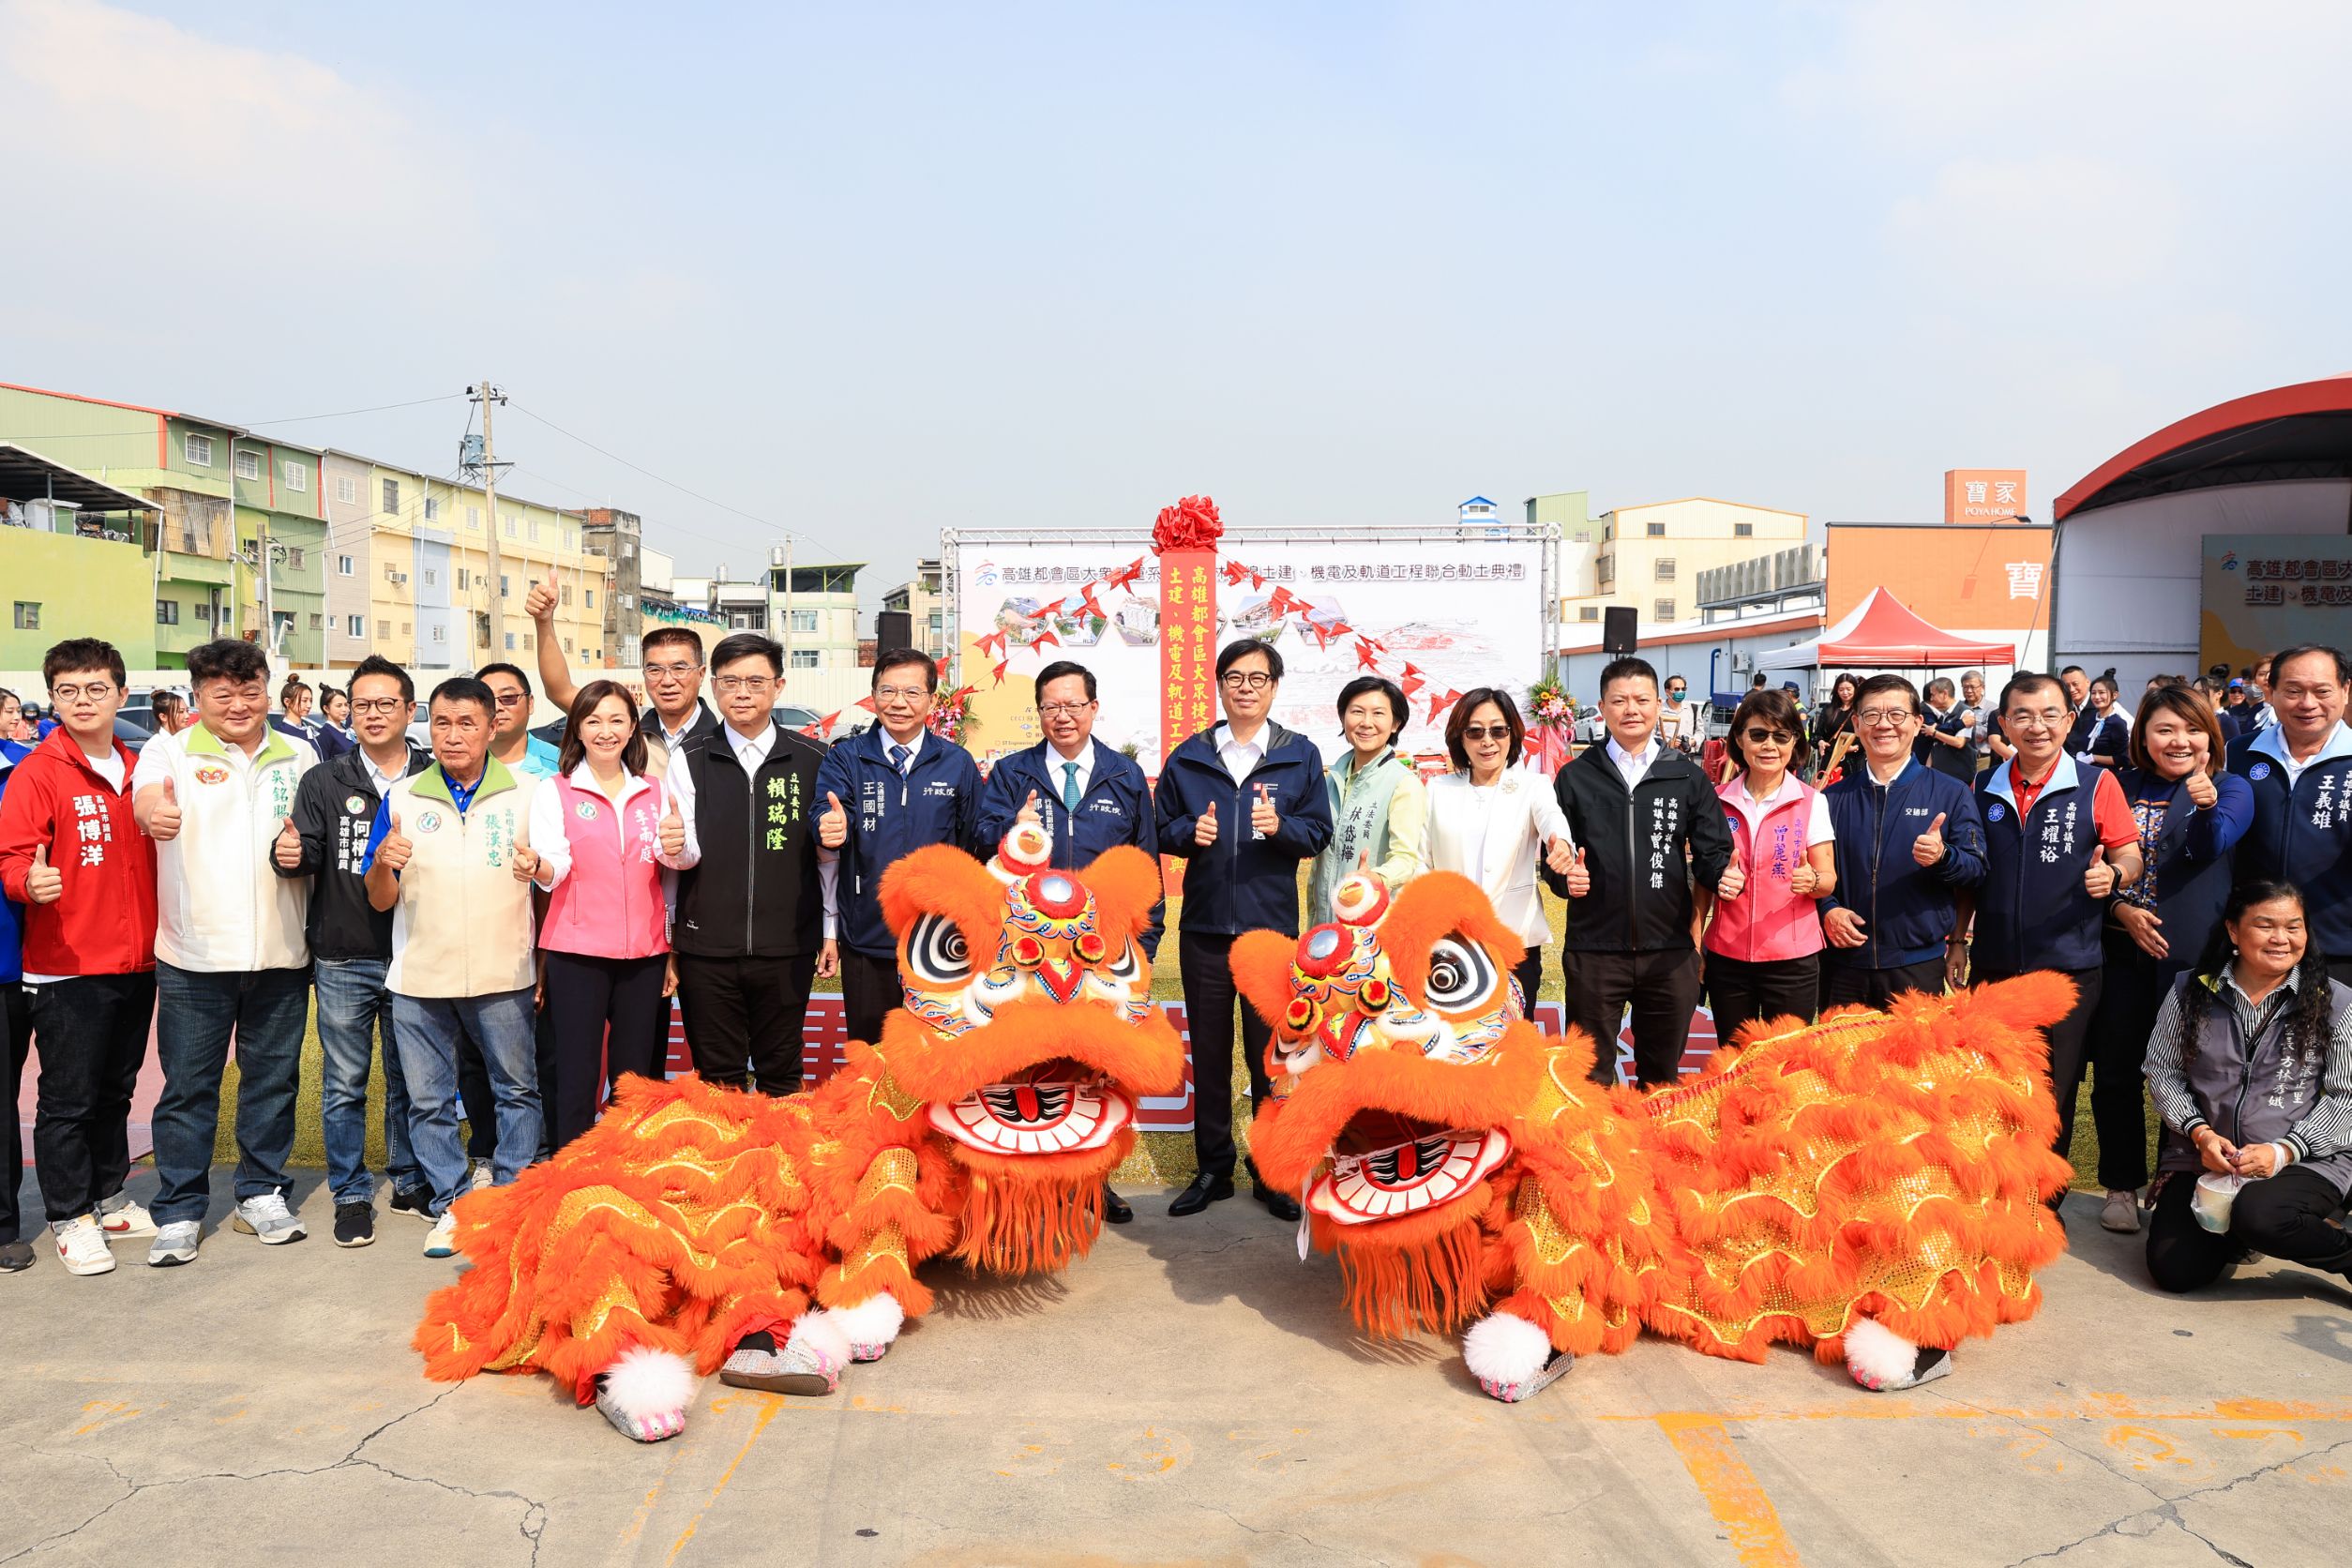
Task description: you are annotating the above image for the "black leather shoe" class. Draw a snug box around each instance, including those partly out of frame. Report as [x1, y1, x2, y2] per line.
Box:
[1103, 1184, 1134, 1225]
[1168, 1172, 1235, 1216]
[1252, 1182, 1303, 1222]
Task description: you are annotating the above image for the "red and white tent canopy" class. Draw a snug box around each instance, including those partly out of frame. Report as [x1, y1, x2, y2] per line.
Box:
[1755, 587, 2015, 670]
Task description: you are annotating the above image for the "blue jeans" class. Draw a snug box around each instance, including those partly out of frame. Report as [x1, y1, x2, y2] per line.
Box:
[151, 962, 313, 1227]
[390, 988, 541, 1215]
[313, 957, 420, 1206]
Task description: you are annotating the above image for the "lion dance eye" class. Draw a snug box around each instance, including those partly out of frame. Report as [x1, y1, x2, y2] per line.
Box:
[1422, 937, 1498, 1012]
[906, 912, 972, 988]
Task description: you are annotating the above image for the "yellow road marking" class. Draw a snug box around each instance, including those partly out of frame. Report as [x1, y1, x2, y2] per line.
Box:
[664, 1394, 783, 1565]
[1656, 1412, 1802, 1568]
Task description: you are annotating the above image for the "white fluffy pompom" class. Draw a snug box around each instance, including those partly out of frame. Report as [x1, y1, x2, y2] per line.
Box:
[600, 1347, 697, 1421]
[1462, 1312, 1554, 1386]
[787, 1309, 853, 1368]
[1843, 1318, 1919, 1390]
[828, 1293, 906, 1349]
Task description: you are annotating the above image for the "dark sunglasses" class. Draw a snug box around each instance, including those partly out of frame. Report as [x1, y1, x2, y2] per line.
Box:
[1460, 725, 1514, 741]
[1741, 727, 1795, 744]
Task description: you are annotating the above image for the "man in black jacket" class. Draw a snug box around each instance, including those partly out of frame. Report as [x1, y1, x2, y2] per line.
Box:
[1544, 656, 1737, 1088]
[661, 633, 831, 1093]
[271, 655, 432, 1247]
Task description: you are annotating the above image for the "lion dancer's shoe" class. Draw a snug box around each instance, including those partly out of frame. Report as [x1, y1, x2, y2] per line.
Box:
[593, 1347, 698, 1443]
[1842, 1319, 1954, 1393]
[1463, 1311, 1576, 1403]
[719, 1309, 852, 1395]
[830, 1293, 907, 1363]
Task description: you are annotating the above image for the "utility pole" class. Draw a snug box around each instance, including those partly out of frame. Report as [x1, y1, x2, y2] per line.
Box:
[467, 382, 509, 660]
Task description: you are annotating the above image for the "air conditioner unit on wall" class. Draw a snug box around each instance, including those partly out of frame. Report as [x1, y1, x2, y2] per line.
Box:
[1730, 652, 1753, 673]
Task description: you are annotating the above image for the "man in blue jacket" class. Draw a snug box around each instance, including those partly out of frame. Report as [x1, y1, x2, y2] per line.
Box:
[816, 650, 981, 1046]
[1153, 640, 1332, 1222]
[976, 658, 1160, 1225]
[1818, 674, 1987, 1008]
[2229, 643, 2352, 987]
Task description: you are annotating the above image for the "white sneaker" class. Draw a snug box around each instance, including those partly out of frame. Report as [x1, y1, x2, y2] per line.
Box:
[147, 1220, 201, 1267]
[231, 1191, 308, 1245]
[469, 1159, 493, 1192]
[423, 1212, 460, 1259]
[96, 1196, 158, 1240]
[54, 1217, 115, 1276]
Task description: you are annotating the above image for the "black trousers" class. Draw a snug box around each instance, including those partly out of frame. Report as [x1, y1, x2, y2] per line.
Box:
[28, 972, 157, 1227]
[1977, 964, 2102, 1165]
[1821, 956, 1948, 1012]
[1703, 950, 1819, 1047]
[1511, 949, 1544, 1015]
[2147, 1165, 2352, 1293]
[2, 982, 31, 1243]
[2084, 928, 2167, 1192]
[676, 952, 817, 1094]
[1180, 929, 1275, 1178]
[839, 946, 903, 1047]
[1561, 946, 1703, 1088]
[542, 951, 671, 1150]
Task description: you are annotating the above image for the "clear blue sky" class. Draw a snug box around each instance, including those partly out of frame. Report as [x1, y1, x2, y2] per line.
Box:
[5, 1, 2346, 608]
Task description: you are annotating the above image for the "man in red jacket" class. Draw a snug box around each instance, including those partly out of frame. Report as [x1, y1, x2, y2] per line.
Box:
[0, 639, 159, 1278]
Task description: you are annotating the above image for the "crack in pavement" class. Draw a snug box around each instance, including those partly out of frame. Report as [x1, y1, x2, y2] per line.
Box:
[0, 1383, 548, 1567]
[1991, 1432, 2352, 1568]
[1211, 1503, 1384, 1565]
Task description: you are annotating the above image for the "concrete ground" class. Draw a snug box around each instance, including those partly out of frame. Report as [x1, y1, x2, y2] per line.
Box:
[5, 1170, 2349, 1567]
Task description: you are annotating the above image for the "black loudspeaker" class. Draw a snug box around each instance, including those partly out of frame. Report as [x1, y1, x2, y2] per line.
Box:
[1603, 605, 1638, 655]
[876, 610, 913, 653]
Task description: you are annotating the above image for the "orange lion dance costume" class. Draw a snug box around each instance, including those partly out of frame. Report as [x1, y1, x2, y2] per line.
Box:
[415, 827, 1183, 1440]
[1241, 869, 2073, 1402]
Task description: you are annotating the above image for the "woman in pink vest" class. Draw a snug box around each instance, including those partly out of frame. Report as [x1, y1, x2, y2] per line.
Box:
[1702, 686, 1838, 1044]
[527, 680, 686, 1149]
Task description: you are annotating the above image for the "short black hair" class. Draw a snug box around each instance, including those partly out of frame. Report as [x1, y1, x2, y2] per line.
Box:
[429, 676, 495, 717]
[872, 648, 938, 691]
[1923, 676, 1955, 701]
[42, 638, 128, 691]
[186, 638, 269, 686]
[641, 626, 704, 662]
[709, 631, 782, 676]
[1856, 672, 1920, 716]
[1033, 660, 1097, 703]
[2058, 664, 2086, 679]
[2269, 643, 2350, 688]
[1598, 656, 1657, 696]
[475, 661, 531, 697]
[1999, 671, 2066, 712]
[1336, 675, 1408, 742]
[1215, 638, 1282, 682]
[350, 654, 415, 704]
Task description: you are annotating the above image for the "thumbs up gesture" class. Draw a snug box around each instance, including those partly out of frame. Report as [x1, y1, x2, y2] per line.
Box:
[272, 814, 303, 869]
[512, 844, 541, 885]
[25, 843, 62, 904]
[658, 796, 686, 858]
[524, 580, 558, 623]
[146, 776, 182, 841]
[1564, 846, 1591, 898]
[1911, 810, 1948, 867]
[1788, 856, 1820, 897]
[1250, 785, 1279, 837]
[377, 810, 414, 873]
[2184, 767, 2218, 809]
[2083, 844, 2117, 899]
[1544, 835, 1575, 876]
[1195, 800, 1219, 847]
[1016, 789, 1042, 826]
[1716, 845, 1746, 900]
[819, 791, 849, 849]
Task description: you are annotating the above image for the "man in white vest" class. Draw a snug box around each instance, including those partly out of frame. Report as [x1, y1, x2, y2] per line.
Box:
[365, 675, 544, 1259]
[131, 639, 317, 1266]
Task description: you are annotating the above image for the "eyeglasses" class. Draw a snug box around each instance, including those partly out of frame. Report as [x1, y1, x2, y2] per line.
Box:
[490, 690, 528, 707]
[1221, 671, 1274, 691]
[1741, 728, 1795, 745]
[642, 661, 702, 680]
[2004, 710, 2067, 731]
[1038, 701, 1094, 716]
[47, 683, 117, 701]
[1460, 725, 1513, 741]
[351, 699, 406, 716]
[1854, 708, 1914, 728]
[713, 675, 775, 694]
[873, 686, 930, 701]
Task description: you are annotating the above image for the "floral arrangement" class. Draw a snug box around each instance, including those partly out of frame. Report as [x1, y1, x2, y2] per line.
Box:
[1151, 494, 1223, 552]
[927, 683, 976, 743]
[1526, 674, 1576, 731]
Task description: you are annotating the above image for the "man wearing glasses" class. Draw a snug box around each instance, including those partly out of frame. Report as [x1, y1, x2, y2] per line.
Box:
[815, 649, 981, 1048]
[1154, 640, 1332, 1221]
[1817, 673, 1986, 1011]
[976, 658, 1162, 1225]
[525, 583, 719, 763]
[1958, 671, 2143, 1169]
[662, 634, 832, 1092]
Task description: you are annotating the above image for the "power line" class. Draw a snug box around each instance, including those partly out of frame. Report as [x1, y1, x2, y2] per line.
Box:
[0, 391, 466, 445]
[247, 393, 467, 428]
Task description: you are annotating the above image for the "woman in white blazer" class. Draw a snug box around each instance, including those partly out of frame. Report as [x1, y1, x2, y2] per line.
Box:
[1421, 688, 1576, 1008]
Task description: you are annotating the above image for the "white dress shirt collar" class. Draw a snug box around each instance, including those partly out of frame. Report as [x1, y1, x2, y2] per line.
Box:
[1606, 731, 1661, 791]
[727, 721, 776, 771]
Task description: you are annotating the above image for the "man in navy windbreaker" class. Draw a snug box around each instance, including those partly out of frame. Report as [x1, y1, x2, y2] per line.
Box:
[816, 650, 981, 1046]
[2228, 643, 2352, 986]
[1817, 674, 1987, 1009]
[976, 658, 1161, 1226]
[1153, 639, 1332, 1223]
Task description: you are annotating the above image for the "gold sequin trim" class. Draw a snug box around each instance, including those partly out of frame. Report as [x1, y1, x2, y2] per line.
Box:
[856, 1147, 922, 1205]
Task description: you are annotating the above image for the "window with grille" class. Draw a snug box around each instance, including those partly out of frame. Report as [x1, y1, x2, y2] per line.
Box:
[156, 600, 179, 625]
[309, 613, 323, 630]
[185, 433, 214, 466]
[382, 478, 400, 515]
[1654, 558, 1676, 581]
[336, 476, 357, 505]
[1646, 521, 1666, 537]
[377, 620, 391, 641]
[1653, 598, 1676, 621]
[424, 497, 440, 523]
[284, 461, 308, 492]
[1579, 605, 1599, 622]
[234, 450, 261, 480]
[790, 649, 820, 669]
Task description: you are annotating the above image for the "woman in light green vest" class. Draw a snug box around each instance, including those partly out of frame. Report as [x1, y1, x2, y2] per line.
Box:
[1309, 676, 1427, 924]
